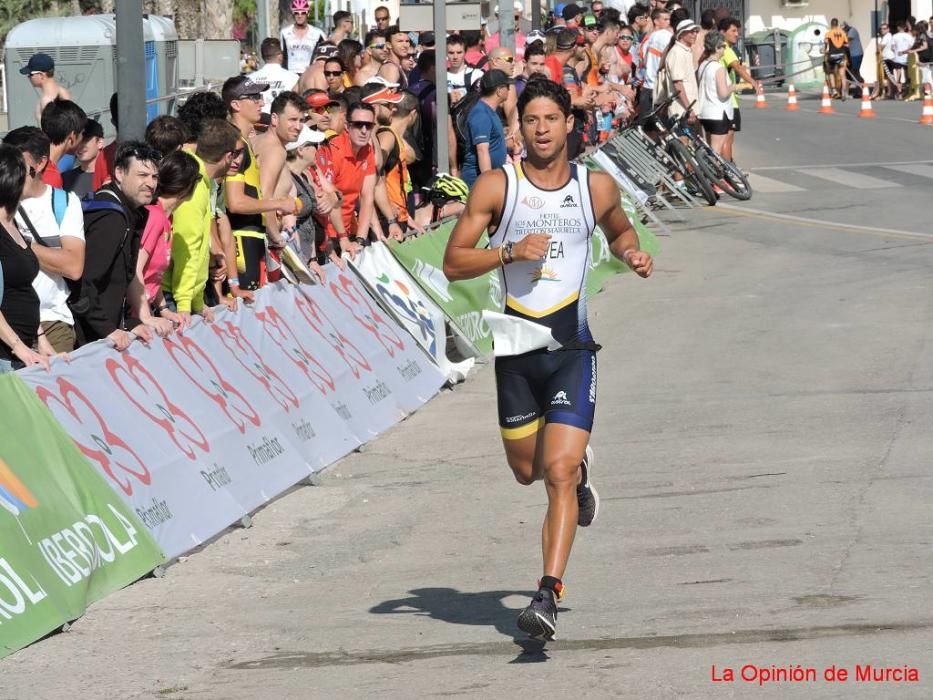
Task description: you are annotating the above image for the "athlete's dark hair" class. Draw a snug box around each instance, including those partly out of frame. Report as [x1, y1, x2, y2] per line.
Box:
[461, 29, 482, 48]
[670, 8, 690, 26]
[517, 77, 572, 118]
[700, 8, 717, 29]
[333, 9, 351, 25]
[145, 115, 189, 157]
[627, 3, 649, 24]
[156, 149, 200, 199]
[177, 91, 228, 141]
[386, 25, 408, 42]
[0, 144, 26, 216]
[447, 33, 466, 49]
[650, 7, 670, 21]
[324, 57, 347, 72]
[195, 119, 240, 163]
[337, 39, 363, 75]
[2, 126, 51, 163]
[365, 29, 385, 46]
[417, 49, 435, 73]
[718, 16, 741, 32]
[347, 102, 376, 120]
[40, 98, 88, 146]
[270, 90, 305, 116]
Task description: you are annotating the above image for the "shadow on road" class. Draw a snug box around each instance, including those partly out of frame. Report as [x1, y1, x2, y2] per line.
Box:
[369, 587, 567, 663]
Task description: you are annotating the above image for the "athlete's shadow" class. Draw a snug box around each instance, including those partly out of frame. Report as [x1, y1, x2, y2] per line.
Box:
[369, 587, 566, 663]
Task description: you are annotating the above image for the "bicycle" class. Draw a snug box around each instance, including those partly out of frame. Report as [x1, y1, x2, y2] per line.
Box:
[671, 113, 752, 201]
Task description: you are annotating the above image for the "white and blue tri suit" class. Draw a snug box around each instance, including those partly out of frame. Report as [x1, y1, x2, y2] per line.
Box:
[487, 161, 600, 439]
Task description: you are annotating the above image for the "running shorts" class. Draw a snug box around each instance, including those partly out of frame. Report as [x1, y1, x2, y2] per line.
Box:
[233, 229, 266, 290]
[728, 108, 742, 133]
[495, 348, 597, 439]
[700, 116, 730, 136]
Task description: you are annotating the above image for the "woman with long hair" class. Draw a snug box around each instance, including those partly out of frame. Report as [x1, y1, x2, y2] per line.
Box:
[132, 150, 201, 336]
[337, 39, 364, 88]
[696, 31, 742, 155]
[0, 144, 50, 371]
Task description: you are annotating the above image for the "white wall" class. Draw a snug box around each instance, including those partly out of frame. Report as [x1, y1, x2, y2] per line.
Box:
[746, 0, 875, 48]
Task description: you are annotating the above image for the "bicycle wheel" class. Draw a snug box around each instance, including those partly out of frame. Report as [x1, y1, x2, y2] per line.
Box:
[668, 139, 717, 206]
[692, 141, 753, 201]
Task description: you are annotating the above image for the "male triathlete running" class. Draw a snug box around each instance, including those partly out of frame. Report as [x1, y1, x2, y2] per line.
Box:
[443, 78, 653, 640]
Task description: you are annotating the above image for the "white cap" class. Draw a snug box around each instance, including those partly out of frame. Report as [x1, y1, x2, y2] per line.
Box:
[286, 126, 325, 151]
[675, 19, 699, 36]
[365, 75, 400, 89]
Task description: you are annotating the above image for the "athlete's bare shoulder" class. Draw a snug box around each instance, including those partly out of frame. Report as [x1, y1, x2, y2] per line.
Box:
[469, 169, 508, 217]
[587, 170, 622, 218]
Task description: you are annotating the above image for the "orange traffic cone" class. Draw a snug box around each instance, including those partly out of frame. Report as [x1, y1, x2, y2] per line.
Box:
[786, 83, 799, 111]
[818, 85, 834, 114]
[755, 88, 767, 109]
[858, 86, 875, 118]
[920, 91, 933, 125]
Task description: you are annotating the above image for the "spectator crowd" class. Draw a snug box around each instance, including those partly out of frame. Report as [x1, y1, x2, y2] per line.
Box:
[1, 0, 764, 372]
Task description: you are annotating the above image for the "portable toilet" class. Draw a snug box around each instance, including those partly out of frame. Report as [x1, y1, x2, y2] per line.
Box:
[787, 22, 829, 89]
[5, 15, 157, 133]
[5, 15, 119, 131]
[145, 15, 178, 117]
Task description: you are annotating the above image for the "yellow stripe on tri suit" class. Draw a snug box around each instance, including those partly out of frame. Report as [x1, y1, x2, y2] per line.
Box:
[500, 417, 545, 440]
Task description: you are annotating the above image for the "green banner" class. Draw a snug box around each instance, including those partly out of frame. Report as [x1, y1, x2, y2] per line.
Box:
[389, 203, 659, 354]
[0, 374, 163, 658]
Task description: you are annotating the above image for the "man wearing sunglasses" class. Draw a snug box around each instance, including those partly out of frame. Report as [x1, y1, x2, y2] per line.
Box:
[357, 29, 390, 85]
[223, 76, 300, 292]
[250, 38, 300, 113]
[20, 53, 71, 125]
[373, 6, 391, 29]
[280, 0, 326, 74]
[315, 102, 381, 259]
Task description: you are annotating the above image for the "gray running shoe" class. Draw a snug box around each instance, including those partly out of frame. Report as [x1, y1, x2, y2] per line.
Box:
[517, 587, 558, 640]
[577, 445, 599, 527]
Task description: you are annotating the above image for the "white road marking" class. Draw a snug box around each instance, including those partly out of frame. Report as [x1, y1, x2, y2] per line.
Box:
[802, 167, 899, 189]
[883, 164, 933, 180]
[746, 172, 805, 193]
[752, 159, 933, 172]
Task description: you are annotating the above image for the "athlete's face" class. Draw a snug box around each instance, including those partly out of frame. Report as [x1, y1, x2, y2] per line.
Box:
[292, 10, 307, 26]
[654, 13, 670, 30]
[390, 32, 411, 60]
[368, 39, 389, 63]
[324, 60, 344, 89]
[520, 97, 572, 162]
[448, 43, 465, 71]
[347, 108, 376, 149]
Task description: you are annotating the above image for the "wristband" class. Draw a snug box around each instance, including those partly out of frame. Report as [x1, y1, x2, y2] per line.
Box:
[504, 241, 514, 264]
[228, 277, 240, 287]
[498, 245, 506, 266]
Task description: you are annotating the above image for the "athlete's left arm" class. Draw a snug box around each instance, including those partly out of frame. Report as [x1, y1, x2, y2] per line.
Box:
[592, 172, 653, 278]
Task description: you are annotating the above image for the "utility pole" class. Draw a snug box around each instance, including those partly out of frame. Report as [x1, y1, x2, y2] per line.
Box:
[434, 1, 449, 174]
[115, 0, 147, 140]
[502, 1, 516, 55]
[531, 0, 541, 31]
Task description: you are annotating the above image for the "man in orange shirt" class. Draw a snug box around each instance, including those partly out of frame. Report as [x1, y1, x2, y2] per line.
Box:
[315, 102, 380, 258]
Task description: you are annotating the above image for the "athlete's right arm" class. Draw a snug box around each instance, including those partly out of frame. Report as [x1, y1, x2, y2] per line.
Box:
[443, 171, 550, 281]
[224, 179, 297, 216]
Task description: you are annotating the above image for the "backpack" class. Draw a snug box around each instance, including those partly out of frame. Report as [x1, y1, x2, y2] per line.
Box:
[407, 80, 437, 189]
[450, 89, 482, 167]
[919, 33, 933, 63]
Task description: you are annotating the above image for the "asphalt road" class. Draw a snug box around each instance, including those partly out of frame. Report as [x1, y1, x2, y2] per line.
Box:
[3, 97, 933, 699]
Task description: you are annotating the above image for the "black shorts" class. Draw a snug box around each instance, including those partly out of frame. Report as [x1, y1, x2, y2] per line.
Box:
[700, 116, 730, 136]
[636, 87, 655, 124]
[495, 348, 597, 440]
[827, 52, 847, 66]
[233, 230, 266, 290]
[728, 108, 741, 133]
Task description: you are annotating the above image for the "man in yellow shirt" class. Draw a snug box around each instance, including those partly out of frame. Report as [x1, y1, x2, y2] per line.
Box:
[824, 18, 850, 99]
[164, 119, 242, 326]
[718, 17, 760, 163]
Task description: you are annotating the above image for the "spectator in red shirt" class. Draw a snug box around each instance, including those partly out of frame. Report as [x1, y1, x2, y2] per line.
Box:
[39, 98, 87, 189]
[315, 102, 380, 259]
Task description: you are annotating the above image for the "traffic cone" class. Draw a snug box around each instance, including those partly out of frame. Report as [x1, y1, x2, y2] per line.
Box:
[755, 88, 767, 109]
[858, 86, 875, 118]
[818, 85, 834, 114]
[920, 91, 933, 125]
[786, 83, 799, 111]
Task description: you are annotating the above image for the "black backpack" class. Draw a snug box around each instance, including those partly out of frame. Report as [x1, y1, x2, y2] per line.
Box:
[450, 89, 482, 167]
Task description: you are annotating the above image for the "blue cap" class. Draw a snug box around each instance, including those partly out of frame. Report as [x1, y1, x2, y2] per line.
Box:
[20, 53, 54, 75]
[554, 3, 566, 14]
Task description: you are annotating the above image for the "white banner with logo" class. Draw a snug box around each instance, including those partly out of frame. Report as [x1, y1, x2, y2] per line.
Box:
[20, 267, 445, 558]
[350, 242, 475, 384]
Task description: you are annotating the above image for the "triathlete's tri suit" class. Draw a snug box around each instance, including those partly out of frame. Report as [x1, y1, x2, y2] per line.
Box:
[225, 140, 266, 290]
[488, 161, 599, 439]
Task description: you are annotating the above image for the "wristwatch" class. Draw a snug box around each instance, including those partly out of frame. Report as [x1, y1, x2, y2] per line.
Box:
[504, 241, 514, 264]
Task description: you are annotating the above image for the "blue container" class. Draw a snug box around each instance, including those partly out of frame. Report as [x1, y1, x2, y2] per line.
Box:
[145, 40, 159, 122]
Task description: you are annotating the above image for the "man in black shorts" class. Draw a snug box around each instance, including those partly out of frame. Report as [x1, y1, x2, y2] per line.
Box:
[444, 78, 653, 640]
[718, 17, 759, 162]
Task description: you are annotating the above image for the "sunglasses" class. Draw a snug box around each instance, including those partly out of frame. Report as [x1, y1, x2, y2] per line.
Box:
[369, 43, 386, 49]
[28, 71, 44, 77]
[324, 70, 343, 77]
[620, 35, 634, 39]
[348, 120, 375, 130]
[128, 145, 163, 163]
[310, 104, 342, 114]
[498, 56, 515, 62]
[239, 93, 263, 102]
[375, 15, 389, 22]
[293, 10, 307, 15]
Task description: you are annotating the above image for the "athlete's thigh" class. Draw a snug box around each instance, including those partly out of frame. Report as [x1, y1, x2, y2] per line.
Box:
[497, 353, 548, 478]
[539, 421, 591, 477]
[541, 349, 597, 435]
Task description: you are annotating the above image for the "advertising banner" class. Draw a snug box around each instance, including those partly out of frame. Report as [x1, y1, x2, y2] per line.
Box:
[20, 267, 444, 559]
[0, 374, 163, 659]
[350, 242, 476, 384]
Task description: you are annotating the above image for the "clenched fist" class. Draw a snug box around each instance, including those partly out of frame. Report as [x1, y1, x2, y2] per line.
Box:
[623, 249, 653, 278]
[511, 233, 552, 262]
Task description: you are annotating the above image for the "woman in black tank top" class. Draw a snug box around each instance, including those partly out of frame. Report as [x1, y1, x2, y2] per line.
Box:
[0, 144, 45, 371]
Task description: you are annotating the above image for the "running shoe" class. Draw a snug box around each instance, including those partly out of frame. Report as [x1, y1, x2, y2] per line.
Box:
[517, 586, 559, 640]
[577, 444, 600, 527]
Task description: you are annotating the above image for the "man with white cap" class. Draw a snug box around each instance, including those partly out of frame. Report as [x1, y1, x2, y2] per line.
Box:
[486, 1, 529, 60]
[656, 19, 700, 123]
